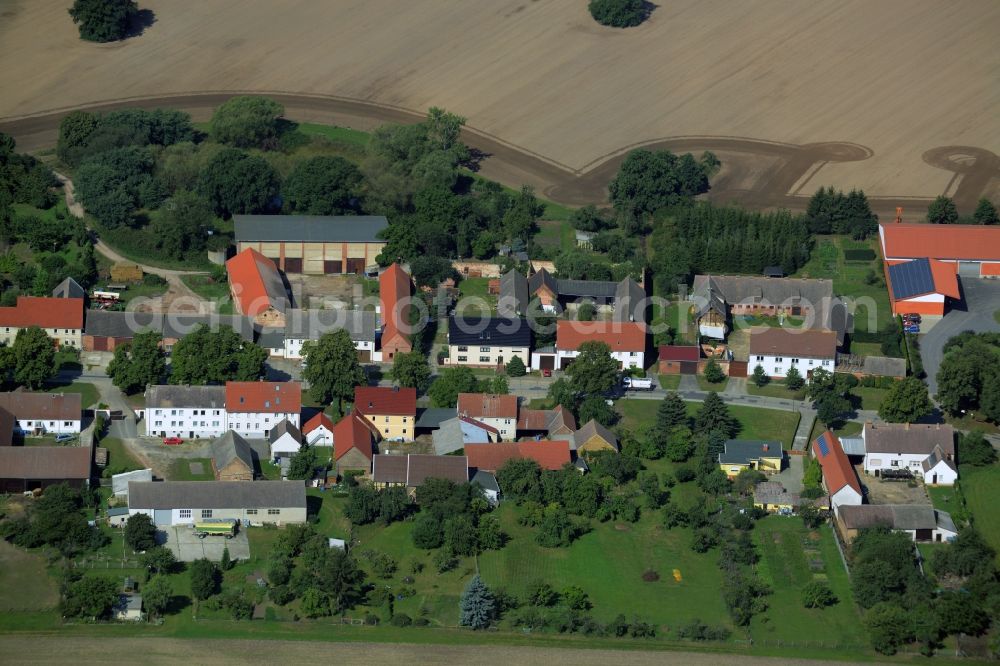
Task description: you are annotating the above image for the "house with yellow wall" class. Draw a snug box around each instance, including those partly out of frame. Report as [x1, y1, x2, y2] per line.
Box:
[718, 439, 783, 478]
[574, 419, 619, 454]
[354, 386, 417, 442]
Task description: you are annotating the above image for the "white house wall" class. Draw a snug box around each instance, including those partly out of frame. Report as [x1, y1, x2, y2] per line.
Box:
[14, 418, 81, 435]
[751, 354, 833, 379]
[447, 344, 530, 368]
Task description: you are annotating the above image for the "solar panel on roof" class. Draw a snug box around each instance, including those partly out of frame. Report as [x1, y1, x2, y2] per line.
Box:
[888, 259, 935, 300]
[817, 434, 830, 457]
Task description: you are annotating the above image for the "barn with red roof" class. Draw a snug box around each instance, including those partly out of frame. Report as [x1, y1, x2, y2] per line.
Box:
[811, 430, 863, 514]
[226, 248, 289, 326]
[378, 263, 413, 361]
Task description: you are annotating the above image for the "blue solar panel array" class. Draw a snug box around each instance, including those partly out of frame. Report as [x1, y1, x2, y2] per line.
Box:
[888, 258, 935, 300]
[817, 433, 830, 457]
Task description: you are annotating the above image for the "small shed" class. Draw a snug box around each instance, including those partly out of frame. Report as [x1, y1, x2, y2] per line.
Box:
[115, 594, 143, 621]
[108, 507, 130, 528]
[110, 262, 143, 284]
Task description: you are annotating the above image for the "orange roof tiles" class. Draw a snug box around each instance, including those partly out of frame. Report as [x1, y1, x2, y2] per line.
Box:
[457, 393, 518, 420]
[811, 431, 861, 497]
[0, 296, 84, 330]
[929, 259, 961, 299]
[465, 440, 572, 472]
[881, 223, 1000, 262]
[354, 386, 417, 417]
[302, 411, 334, 435]
[225, 382, 301, 414]
[334, 411, 375, 462]
[225, 248, 286, 317]
[379, 264, 412, 353]
[556, 320, 647, 352]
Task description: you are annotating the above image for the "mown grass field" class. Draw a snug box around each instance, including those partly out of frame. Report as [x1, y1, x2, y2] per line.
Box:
[99, 436, 145, 474]
[0, 541, 59, 612]
[959, 463, 1000, 561]
[746, 382, 807, 401]
[168, 457, 214, 481]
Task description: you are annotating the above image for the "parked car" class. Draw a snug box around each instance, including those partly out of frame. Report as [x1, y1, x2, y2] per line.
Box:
[903, 325, 920, 334]
[623, 376, 654, 391]
[162, 437, 184, 446]
[541, 368, 552, 378]
[54, 433, 76, 443]
[903, 313, 922, 322]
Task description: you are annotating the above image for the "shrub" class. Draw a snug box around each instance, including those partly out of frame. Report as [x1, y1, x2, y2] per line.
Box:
[390, 613, 413, 627]
[589, 0, 649, 28]
[844, 248, 876, 261]
[641, 569, 660, 582]
[674, 465, 696, 483]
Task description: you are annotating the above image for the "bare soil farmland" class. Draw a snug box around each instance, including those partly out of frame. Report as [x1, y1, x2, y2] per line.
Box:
[0, 0, 997, 212]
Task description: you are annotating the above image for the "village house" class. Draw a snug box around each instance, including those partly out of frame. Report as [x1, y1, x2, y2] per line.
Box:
[717, 439, 783, 478]
[446, 316, 531, 368]
[0, 391, 82, 435]
[333, 411, 376, 479]
[516, 404, 576, 439]
[226, 248, 290, 328]
[748, 327, 838, 379]
[302, 412, 334, 446]
[885, 258, 961, 318]
[573, 419, 619, 454]
[811, 431, 863, 514]
[464, 440, 572, 473]
[268, 418, 303, 461]
[127, 480, 307, 527]
[862, 422, 957, 485]
[457, 393, 519, 441]
[378, 263, 413, 362]
[225, 382, 301, 439]
[498, 269, 646, 322]
[210, 431, 255, 481]
[281, 308, 377, 361]
[533, 320, 647, 371]
[354, 386, 416, 442]
[82, 311, 255, 352]
[432, 416, 500, 455]
[0, 295, 84, 348]
[753, 481, 829, 514]
[234, 214, 388, 275]
[0, 446, 92, 493]
[836, 504, 958, 544]
[371, 454, 469, 491]
[145, 385, 228, 439]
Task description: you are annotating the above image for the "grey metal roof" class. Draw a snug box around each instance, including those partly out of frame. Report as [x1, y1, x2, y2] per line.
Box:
[52, 277, 85, 299]
[863, 423, 955, 457]
[888, 259, 935, 300]
[268, 418, 302, 445]
[471, 470, 500, 493]
[145, 385, 226, 409]
[613, 277, 646, 323]
[211, 431, 254, 472]
[556, 279, 618, 300]
[83, 311, 254, 343]
[839, 437, 867, 456]
[837, 504, 940, 531]
[283, 308, 377, 342]
[234, 215, 388, 243]
[128, 480, 306, 509]
[498, 270, 529, 318]
[528, 268, 558, 295]
[256, 327, 286, 349]
[719, 439, 782, 465]
[416, 407, 457, 430]
[862, 356, 907, 378]
[448, 316, 531, 348]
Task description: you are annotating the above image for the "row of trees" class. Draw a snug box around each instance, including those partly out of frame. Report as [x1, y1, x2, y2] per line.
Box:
[926, 195, 998, 225]
[935, 332, 1000, 423]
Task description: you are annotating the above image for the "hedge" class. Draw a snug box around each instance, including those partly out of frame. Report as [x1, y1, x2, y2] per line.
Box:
[843, 248, 876, 261]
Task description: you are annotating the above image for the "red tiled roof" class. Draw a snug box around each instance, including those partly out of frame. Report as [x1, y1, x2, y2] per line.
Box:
[881, 223, 1000, 262]
[354, 386, 417, 417]
[457, 393, 518, 419]
[658, 345, 700, 362]
[811, 431, 861, 497]
[225, 248, 284, 317]
[0, 391, 82, 421]
[379, 263, 412, 352]
[0, 296, 83, 330]
[334, 412, 375, 462]
[0, 446, 91, 480]
[556, 320, 647, 352]
[302, 411, 334, 435]
[225, 382, 301, 414]
[748, 327, 837, 359]
[929, 259, 961, 299]
[465, 440, 571, 472]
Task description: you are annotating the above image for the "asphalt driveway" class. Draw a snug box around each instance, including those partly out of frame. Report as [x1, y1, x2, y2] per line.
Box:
[160, 525, 250, 562]
[921, 278, 1000, 396]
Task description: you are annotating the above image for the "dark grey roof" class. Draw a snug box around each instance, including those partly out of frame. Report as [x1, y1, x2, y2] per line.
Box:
[268, 418, 302, 445]
[52, 277, 85, 299]
[556, 279, 618, 300]
[416, 407, 456, 430]
[84, 311, 254, 342]
[146, 385, 226, 409]
[471, 470, 500, 493]
[863, 423, 955, 457]
[613, 278, 646, 323]
[719, 439, 782, 465]
[837, 504, 940, 531]
[212, 431, 254, 471]
[234, 215, 388, 243]
[128, 480, 306, 509]
[284, 308, 377, 342]
[921, 445, 957, 474]
[528, 268, 558, 295]
[498, 270, 529, 318]
[862, 356, 907, 378]
[448, 316, 531, 348]
[432, 418, 466, 455]
[888, 258, 935, 300]
[256, 327, 286, 349]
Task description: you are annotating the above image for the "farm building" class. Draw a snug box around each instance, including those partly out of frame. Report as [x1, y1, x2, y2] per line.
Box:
[0, 391, 82, 435]
[302, 412, 334, 447]
[371, 454, 469, 490]
[464, 440, 571, 472]
[658, 345, 700, 374]
[52, 277, 85, 300]
[811, 431, 863, 514]
[281, 308, 377, 361]
[127, 480, 307, 527]
[268, 418, 303, 460]
[226, 248, 289, 327]
[82, 311, 254, 352]
[432, 416, 499, 455]
[880, 222, 1000, 278]
[457, 393, 519, 440]
[0, 296, 84, 348]
[210, 431, 255, 481]
[498, 269, 646, 321]
[884, 257, 961, 317]
[573, 419, 619, 454]
[753, 481, 829, 514]
[516, 405, 575, 439]
[234, 215, 387, 275]
[111, 468, 153, 497]
[534, 320, 648, 371]
[333, 411, 377, 479]
[862, 422, 957, 485]
[836, 504, 957, 544]
[378, 263, 413, 361]
[0, 446, 92, 493]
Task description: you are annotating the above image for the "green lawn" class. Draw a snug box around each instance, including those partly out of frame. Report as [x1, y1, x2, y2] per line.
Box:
[480, 503, 731, 629]
[959, 463, 1000, 561]
[656, 374, 681, 391]
[654, 301, 696, 345]
[43, 380, 100, 408]
[746, 382, 807, 401]
[0, 541, 59, 612]
[849, 341, 884, 357]
[853, 386, 889, 411]
[750, 517, 866, 647]
[306, 489, 351, 539]
[617, 399, 801, 448]
[926, 485, 962, 518]
[455, 277, 496, 316]
[98, 437, 144, 474]
[180, 274, 231, 304]
[168, 457, 215, 481]
[534, 219, 576, 253]
[696, 375, 728, 392]
[296, 122, 372, 150]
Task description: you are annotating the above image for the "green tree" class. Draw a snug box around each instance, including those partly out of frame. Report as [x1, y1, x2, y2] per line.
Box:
[505, 356, 526, 377]
[784, 366, 805, 390]
[169, 324, 267, 385]
[665, 426, 695, 462]
[546, 377, 579, 412]
[56, 111, 99, 165]
[428, 366, 480, 407]
[107, 330, 165, 394]
[801, 581, 837, 608]
[140, 546, 177, 576]
[143, 575, 172, 620]
[535, 504, 577, 547]
[703, 358, 725, 384]
[570, 205, 612, 232]
[410, 256, 456, 289]
[459, 575, 496, 630]
[577, 394, 616, 427]
[390, 351, 432, 392]
[61, 576, 119, 619]
[123, 513, 157, 552]
[150, 191, 213, 260]
[803, 456, 823, 489]
[608, 149, 712, 217]
[927, 195, 959, 224]
[11, 326, 56, 389]
[284, 156, 363, 215]
[411, 512, 444, 549]
[68, 0, 138, 42]
[190, 558, 220, 602]
[865, 602, 913, 655]
[197, 148, 279, 218]
[287, 444, 320, 481]
[694, 392, 739, 438]
[588, 0, 648, 28]
[752, 364, 769, 387]
[210, 96, 285, 149]
[973, 198, 999, 225]
[878, 377, 933, 423]
[566, 341, 619, 395]
[302, 330, 367, 408]
[656, 392, 688, 430]
[957, 430, 997, 466]
[576, 302, 596, 322]
[477, 515, 505, 551]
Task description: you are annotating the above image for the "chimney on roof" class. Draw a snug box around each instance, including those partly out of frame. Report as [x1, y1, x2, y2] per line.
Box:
[895, 206, 903, 224]
[762, 443, 769, 452]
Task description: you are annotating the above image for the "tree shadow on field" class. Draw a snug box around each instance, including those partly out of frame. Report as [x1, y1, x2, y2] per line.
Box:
[125, 9, 156, 39]
[460, 147, 491, 173]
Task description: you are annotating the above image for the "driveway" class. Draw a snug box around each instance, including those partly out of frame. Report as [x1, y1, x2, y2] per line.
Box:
[161, 525, 250, 562]
[920, 278, 1000, 396]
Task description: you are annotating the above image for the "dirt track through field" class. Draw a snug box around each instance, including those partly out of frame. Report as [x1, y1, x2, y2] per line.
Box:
[0, 0, 997, 218]
[0, 636, 860, 666]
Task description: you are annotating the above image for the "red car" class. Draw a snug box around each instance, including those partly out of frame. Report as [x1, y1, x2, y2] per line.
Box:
[542, 369, 552, 378]
[162, 437, 184, 446]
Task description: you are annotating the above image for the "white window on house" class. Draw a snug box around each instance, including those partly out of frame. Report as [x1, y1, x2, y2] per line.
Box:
[458, 356, 467, 362]
[155, 421, 162, 426]
[756, 355, 764, 362]
[202, 509, 213, 518]
[384, 417, 389, 423]
[791, 358, 799, 364]
[64, 421, 72, 426]
[246, 509, 258, 515]
[891, 460, 899, 467]
[457, 345, 468, 352]
[179, 509, 191, 519]
[775, 357, 783, 363]
[630, 352, 637, 357]
[480, 346, 490, 352]
[808, 360, 814, 366]
[267, 509, 280, 516]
